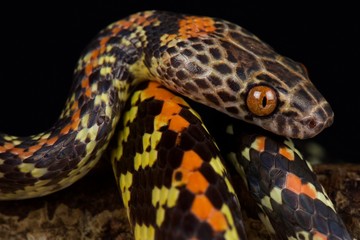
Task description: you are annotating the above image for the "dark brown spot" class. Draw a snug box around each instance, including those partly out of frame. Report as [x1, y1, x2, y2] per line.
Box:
[275, 115, 286, 133]
[203, 39, 214, 45]
[176, 41, 187, 48]
[182, 49, 193, 57]
[226, 50, 237, 63]
[226, 78, 240, 92]
[296, 89, 314, 103]
[184, 82, 198, 93]
[203, 93, 220, 105]
[236, 67, 246, 80]
[214, 63, 232, 74]
[291, 126, 300, 136]
[282, 111, 298, 117]
[191, 44, 204, 51]
[166, 68, 175, 77]
[176, 70, 188, 80]
[218, 91, 236, 102]
[166, 46, 177, 55]
[196, 54, 209, 64]
[170, 56, 182, 68]
[225, 106, 239, 114]
[209, 48, 222, 59]
[256, 73, 276, 82]
[291, 101, 306, 112]
[195, 79, 210, 89]
[208, 75, 222, 86]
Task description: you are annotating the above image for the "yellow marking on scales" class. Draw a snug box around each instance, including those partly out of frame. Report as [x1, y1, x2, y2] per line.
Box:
[156, 207, 165, 227]
[294, 231, 311, 240]
[98, 55, 116, 65]
[18, 163, 34, 173]
[269, 186, 283, 205]
[105, 105, 112, 117]
[151, 185, 180, 226]
[76, 128, 88, 142]
[227, 152, 248, 189]
[10, 139, 22, 145]
[120, 172, 133, 210]
[152, 186, 168, 226]
[241, 147, 250, 161]
[100, 66, 112, 75]
[167, 187, 180, 208]
[60, 94, 76, 118]
[209, 156, 226, 176]
[260, 195, 273, 210]
[317, 188, 336, 211]
[224, 177, 236, 195]
[80, 113, 90, 128]
[134, 224, 155, 240]
[209, 156, 236, 195]
[129, 55, 152, 81]
[122, 125, 131, 143]
[284, 139, 303, 159]
[3, 135, 16, 141]
[85, 140, 97, 154]
[142, 133, 151, 150]
[31, 168, 48, 178]
[148, 131, 160, 150]
[94, 92, 109, 106]
[133, 139, 158, 171]
[221, 204, 240, 240]
[88, 125, 100, 141]
[123, 105, 139, 125]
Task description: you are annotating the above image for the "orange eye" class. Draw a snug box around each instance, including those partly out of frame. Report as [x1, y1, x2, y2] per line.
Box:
[246, 85, 277, 116]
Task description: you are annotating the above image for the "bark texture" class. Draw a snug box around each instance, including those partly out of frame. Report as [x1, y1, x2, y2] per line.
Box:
[0, 161, 359, 240]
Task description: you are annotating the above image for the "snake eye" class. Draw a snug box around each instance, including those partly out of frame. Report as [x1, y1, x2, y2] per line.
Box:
[246, 85, 277, 116]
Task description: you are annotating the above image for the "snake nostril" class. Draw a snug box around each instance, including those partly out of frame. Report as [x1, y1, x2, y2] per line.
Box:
[307, 118, 317, 129]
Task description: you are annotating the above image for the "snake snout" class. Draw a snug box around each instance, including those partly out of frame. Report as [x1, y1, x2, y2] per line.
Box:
[300, 106, 334, 138]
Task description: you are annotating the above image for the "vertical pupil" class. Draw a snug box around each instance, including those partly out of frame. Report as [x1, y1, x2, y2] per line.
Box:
[261, 96, 267, 107]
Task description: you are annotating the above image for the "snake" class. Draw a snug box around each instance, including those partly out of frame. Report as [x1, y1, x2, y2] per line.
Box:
[0, 10, 351, 240]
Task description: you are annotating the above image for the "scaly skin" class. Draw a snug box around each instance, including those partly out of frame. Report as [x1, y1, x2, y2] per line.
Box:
[0, 10, 340, 240]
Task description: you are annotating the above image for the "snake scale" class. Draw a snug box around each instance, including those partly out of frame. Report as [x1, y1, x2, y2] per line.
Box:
[0, 10, 351, 239]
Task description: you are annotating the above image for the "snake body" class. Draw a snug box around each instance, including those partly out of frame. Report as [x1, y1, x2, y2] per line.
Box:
[0, 10, 350, 239]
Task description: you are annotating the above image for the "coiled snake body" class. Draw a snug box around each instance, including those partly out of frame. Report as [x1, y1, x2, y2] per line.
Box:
[0, 10, 351, 239]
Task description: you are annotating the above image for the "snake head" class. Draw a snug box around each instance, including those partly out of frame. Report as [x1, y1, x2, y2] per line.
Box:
[150, 13, 334, 139]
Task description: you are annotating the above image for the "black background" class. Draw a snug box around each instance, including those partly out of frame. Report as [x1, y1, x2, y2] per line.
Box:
[0, 1, 358, 162]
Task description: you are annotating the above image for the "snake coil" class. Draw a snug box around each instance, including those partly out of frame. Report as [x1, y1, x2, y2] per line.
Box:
[0, 10, 350, 240]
